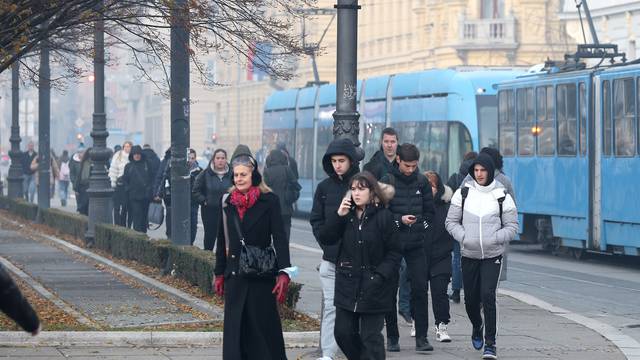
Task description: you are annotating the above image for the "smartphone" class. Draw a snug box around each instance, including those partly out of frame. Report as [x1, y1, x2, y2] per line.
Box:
[408, 215, 416, 221]
[344, 190, 356, 210]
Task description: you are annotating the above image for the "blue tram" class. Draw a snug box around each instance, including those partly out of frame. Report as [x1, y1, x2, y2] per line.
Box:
[498, 63, 640, 257]
[262, 68, 523, 213]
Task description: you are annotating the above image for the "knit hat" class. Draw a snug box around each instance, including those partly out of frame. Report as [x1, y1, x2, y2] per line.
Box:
[230, 144, 262, 186]
[468, 153, 496, 185]
[230, 144, 253, 163]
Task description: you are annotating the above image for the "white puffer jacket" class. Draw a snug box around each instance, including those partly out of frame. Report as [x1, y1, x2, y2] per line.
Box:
[108, 150, 129, 187]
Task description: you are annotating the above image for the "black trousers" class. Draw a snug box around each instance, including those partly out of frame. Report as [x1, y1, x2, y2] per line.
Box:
[335, 307, 385, 360]
[129, 199, 149, 234]
[164, 198, 171, 239]
[113, 186, 128, 227]
[428, 273, 451, 325]
[462, 255, 502, 346]
[384, 280, 400, 340]
[201, 205, 220, 251]
[404, 245, 429, 339]
[282, 214, 292, 243]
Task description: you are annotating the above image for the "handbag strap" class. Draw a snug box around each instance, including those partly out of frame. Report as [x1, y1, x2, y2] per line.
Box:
[222, 193, 230, 256]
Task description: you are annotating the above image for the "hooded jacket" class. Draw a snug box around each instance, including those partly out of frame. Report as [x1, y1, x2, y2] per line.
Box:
[310, 138, 360, 263]
[192, 161, 232, 208]
[122, 146, 153, 201]
[142, 148, 161, 181]
[263, 150, 299, 216]
[363, 149, 396, 180]
[445, 154, 519, 260]
[447, 157, 475, 192]
[424, 172, 455, 265]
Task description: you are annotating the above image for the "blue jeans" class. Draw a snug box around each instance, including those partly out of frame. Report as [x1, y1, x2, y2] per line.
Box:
[58, 181, 70, 206]
[23, 174, 36, 203]
[398, 258, 411, 315]
[452, 241, 463, 291]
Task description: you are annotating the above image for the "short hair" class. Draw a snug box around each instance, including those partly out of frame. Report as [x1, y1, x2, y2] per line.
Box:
[189, 148, 196, 155]
[397, 143, 420, 162]
[143, 144, 151, 149]
[463, 151, 478, 161]
[381, 127, 398, 141]
[213, 148, 227, 158]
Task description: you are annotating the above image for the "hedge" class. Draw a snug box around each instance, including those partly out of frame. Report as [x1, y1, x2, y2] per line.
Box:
[0, 195, 303, 310]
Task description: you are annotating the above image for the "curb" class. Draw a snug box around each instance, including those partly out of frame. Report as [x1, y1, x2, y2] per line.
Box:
[0, 331, 319, 348]
[499, 288, 640, 360]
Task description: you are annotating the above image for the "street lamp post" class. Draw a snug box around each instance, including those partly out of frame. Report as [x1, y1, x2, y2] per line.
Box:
[37, 38, 51, 211]
[169, 0, 190, 246]
[332, 0, 361, 146]
[86, 3, 113, 245]
[8, 62, 23, 199]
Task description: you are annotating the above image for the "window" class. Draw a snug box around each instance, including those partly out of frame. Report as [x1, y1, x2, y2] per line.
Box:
[603, 80, 612, 156]
[579, 83, 587, 156]
[498, 90, 515, 156]
[477, 95, 498, 149]
[557, 83, 577, 156]
[481, 0, 504, 18]
[537, 86, 556, 155]
[517, 88, 535, 156]
[613, 78, 636, 156]
[362, 100, 387, 164]
[295, 108, 315, 179]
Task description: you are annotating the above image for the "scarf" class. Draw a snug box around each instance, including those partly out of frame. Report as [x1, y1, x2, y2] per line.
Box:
[230, 186, 261, 220]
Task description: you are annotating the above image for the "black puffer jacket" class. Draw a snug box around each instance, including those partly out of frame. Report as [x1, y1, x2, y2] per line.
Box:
[424, 173, 455, 270]
[363, 149, 395, 180]
[319, 205, 402, 313]
[381, 165, 435, 249]
[192, 164, 232, 209]
[0, 264, 39, 333]
[310, 138, 360, 263]
[122, 147, 153, 201]
[264, 150, 299, 216]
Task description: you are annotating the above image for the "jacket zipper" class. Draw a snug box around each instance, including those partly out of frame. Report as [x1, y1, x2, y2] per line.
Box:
[479, 216, 485, 259]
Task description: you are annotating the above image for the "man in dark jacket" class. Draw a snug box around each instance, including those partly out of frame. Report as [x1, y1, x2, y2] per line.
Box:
[264, 150, 300, 242]
[142, 146, 161, 182]
[0, 263, 40, 335]
[309, 138, 361, 360]
[447, 151, 478, 192]
[380, 143, 435, 352]
[153, 148, 172, 238]
[122, 145, 153, 233]
[21, 142, 38, 202]
[276, 142, 299, 179]
[363, 127, 398, 180]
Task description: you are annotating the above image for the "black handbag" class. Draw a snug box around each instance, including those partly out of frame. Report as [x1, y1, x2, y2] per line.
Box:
[147, 201, 165, 230]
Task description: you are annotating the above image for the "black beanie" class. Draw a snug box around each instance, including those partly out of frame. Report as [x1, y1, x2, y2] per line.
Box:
[468, 153, 496, 185]
[480, 147, 503, 171]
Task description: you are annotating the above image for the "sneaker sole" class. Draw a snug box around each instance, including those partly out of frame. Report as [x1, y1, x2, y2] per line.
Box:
[482, 354, 497, 359]
[437, 337, 452, 343]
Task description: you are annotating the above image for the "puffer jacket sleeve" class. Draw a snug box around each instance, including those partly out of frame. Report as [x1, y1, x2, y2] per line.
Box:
[494, 194, 518, 245]
[418, 177, 435, 225]
[309, 185, 326, 241]
[445, 189, 465, 243]
[374, 209, 402, 280]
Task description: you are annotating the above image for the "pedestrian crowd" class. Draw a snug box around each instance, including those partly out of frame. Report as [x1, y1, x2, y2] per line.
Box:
[9, 128, 518, 360]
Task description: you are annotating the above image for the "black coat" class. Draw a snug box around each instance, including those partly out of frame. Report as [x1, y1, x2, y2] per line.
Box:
[0, 264, 39, 332]
[192, 166, 232, 208]
[424, 184, 455, 275]
[122, 159, 153, 201]
[318, 206, 402, 314]
[381, 166, 435, 249]
[214, 191, 291, 360]
[264, 150, 299, 216]
[363, 149, 395, 180]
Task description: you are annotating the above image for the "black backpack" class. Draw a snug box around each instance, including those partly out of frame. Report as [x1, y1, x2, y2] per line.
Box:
[460, 187, 507, 227]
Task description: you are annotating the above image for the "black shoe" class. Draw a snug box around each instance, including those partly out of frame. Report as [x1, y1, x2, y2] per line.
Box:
[449, 289, 460, 303]
[399, 310, 412, 324]
[416, 337, 434, 352]
[472, 325, 484, 350]
[387, 337, 400, 352]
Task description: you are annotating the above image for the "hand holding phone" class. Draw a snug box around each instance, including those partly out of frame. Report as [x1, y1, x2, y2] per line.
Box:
[338, 194, 352, 216]
[402, 214, 417, 225]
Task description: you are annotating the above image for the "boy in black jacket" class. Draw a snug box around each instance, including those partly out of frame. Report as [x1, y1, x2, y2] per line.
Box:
[310, 138, 361, 360]
[380, 143, 435, 352]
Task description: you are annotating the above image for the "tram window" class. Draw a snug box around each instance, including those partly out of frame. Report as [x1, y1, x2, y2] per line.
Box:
[517, 88, 535, 156]
[557, 84, 577, 156]
[603, 81, 612, 156]
[538, 86, 556, 156]
[498, 90, 515, 156]
[295, 108, 315, 179]
[579, 83, 587, 156]
[362, 100, 387, 164]
[449, 122, 473, 177]
[613, 78, 636, 157]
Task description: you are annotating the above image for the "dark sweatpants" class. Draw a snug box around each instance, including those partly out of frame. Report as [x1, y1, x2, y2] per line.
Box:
[403, 246, 429, 338]
[129, 200, 149, 234]
[426, 254, 452, 326]
[201, 205, 220, 251]
[335, 307, 385, 360]
[462, 255, 502, 346]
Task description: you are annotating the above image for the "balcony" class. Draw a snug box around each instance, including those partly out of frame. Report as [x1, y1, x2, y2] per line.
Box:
[455, 17, 518, 50]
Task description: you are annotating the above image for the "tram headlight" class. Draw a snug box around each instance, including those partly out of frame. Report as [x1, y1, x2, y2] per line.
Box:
[531, 126, 542, 135]
[476, 87, 486, 94]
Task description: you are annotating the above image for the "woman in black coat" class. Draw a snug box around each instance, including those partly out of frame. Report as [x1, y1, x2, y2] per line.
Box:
[424, 171, 455, 343]
[318, 171, 402, 360]
[213, 152, 292, 360]
[122, 145, 153, 233]
[193, 149, 232, 251]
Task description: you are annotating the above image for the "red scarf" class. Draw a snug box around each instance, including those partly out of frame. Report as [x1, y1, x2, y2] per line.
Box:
[230, 186, 261, 220]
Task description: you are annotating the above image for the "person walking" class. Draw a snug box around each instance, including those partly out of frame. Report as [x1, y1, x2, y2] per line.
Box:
[153, 148, 172, 238]
[317, 171, 401, 360]
[0, 263, 40, 335]
[108, 141, 132, 226]
[213, 148, 293, 360]
[263, 149, 300, 243]
[21, 142, 37, 203]
[380, 143, 435, 353]
[75, 149, 92, 216]
[310, 138, 361, 360]
[30, 151, 59, 199]
[276, 142, 299, 180]
[445, 153, 518, 359]
[424, 170, 455, 343]
[58, 150, 71, 207]
[188, 148, 203, 245]
[69, 145, 86, 212]
[122, 145, 153, 233]
[193, 149, 232, 251]
[363, 127, 399, 181]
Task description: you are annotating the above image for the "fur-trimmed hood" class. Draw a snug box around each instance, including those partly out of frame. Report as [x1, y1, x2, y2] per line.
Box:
[376, 181, 396, 205]
[440, 185, 453, 203]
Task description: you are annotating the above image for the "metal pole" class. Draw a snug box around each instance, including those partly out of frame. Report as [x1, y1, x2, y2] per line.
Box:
[37, 38, 51, 210]
[582, 0, 600, 46]
[169, 0, 190, 246]
[332, 0, 361, 147]
[86, 2, 113, 245]
[8, 62, 23, 199]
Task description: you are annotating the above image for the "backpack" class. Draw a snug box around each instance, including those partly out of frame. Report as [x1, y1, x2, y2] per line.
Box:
[460, 187, 507, 226]
[59, 161, 70, 181]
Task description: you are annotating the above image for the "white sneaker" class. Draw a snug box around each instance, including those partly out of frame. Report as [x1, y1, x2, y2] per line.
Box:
[316, 357, 333, 360]
[410, 321, 416, 337]
[435, 323, 452, 342]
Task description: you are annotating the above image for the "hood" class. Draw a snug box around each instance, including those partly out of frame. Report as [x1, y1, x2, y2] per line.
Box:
[459, 157, 475, 176]
[129, 145, 144, 162]
[376, 181, 396, 205]
[481, 147, 503, 171]
[266, 149, 288, 167]
[468, 153, 495, 185]
[322, 138, 359, 177]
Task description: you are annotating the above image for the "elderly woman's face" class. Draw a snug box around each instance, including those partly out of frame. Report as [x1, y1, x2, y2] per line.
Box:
[233, 164, 253, 193]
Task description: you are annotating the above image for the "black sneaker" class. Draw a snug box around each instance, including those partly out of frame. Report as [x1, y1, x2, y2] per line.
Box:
[415, 337, 434, 352]
[472, 326, 484, 350]
[449, 289, 461, 303]
[387, 337, 400, 352]
[482, 344, 497, 359]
